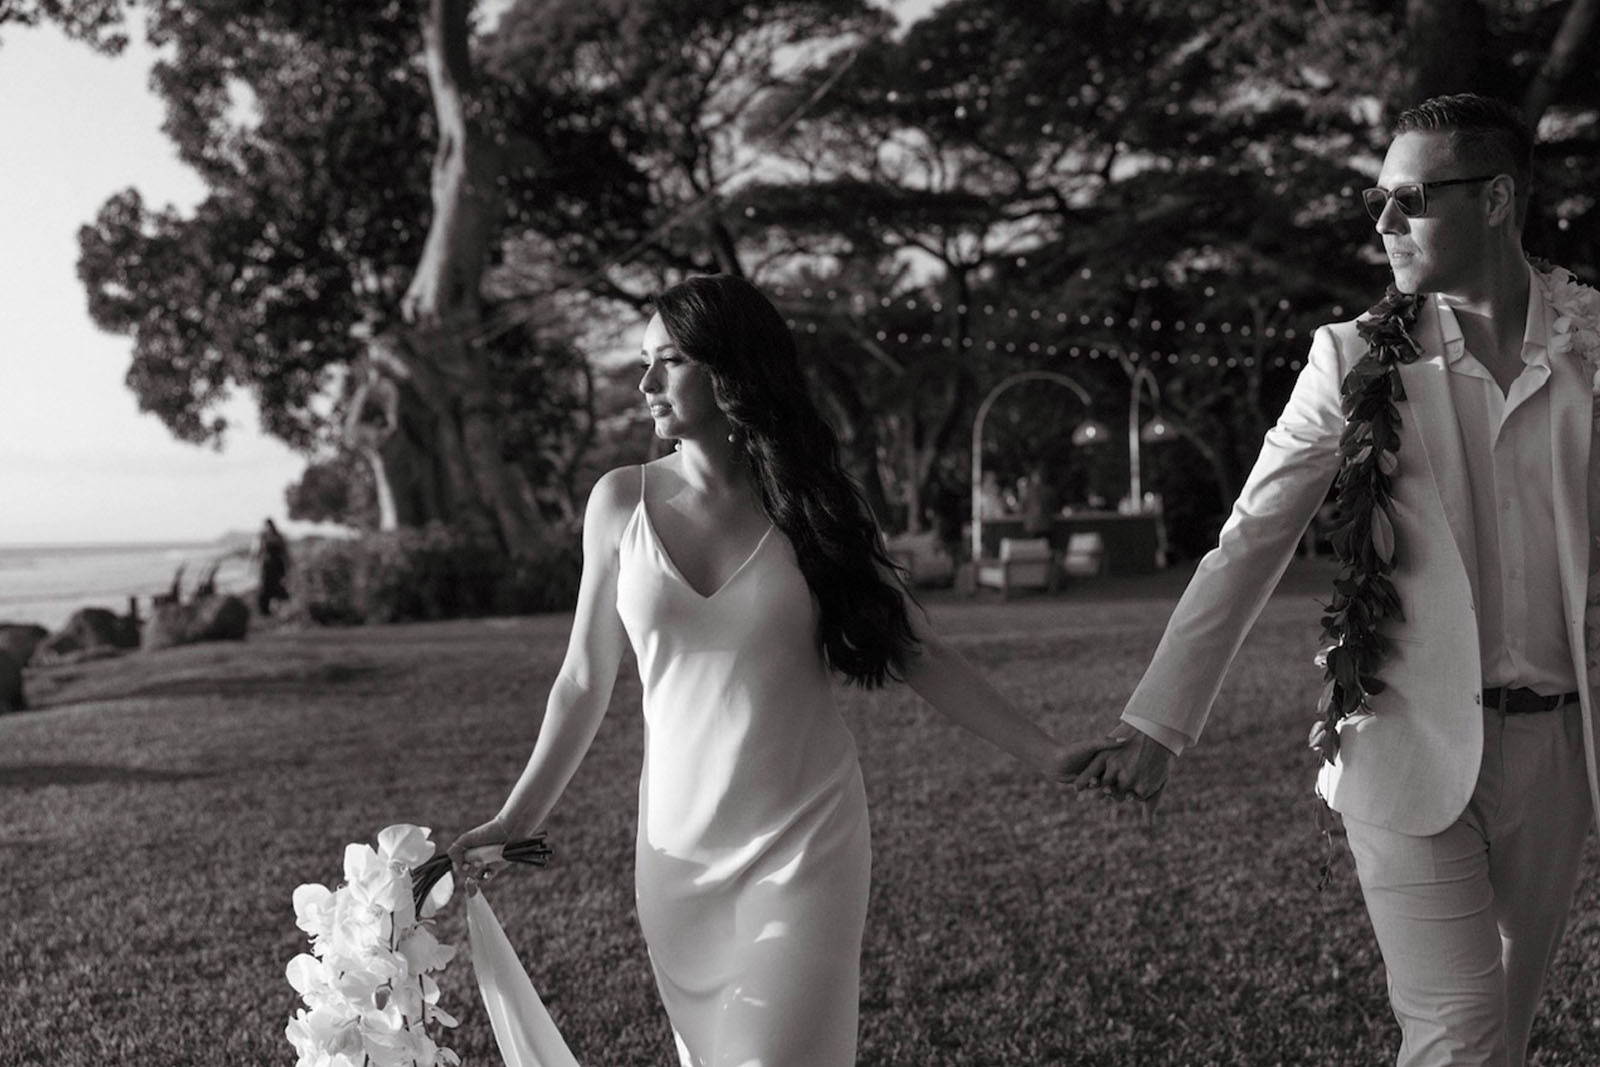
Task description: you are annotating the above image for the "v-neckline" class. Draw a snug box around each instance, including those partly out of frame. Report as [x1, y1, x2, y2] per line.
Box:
[638, 498, 775, 601]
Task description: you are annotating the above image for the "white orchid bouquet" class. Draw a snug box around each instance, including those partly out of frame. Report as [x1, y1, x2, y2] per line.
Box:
[285, 824, 552, 1067]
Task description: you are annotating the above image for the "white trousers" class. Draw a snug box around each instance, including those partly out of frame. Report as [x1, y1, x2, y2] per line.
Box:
[1343, 706, 1592, 1067]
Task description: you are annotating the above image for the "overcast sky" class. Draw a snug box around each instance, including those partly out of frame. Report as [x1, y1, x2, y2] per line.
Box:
[0, 0, 935, 545]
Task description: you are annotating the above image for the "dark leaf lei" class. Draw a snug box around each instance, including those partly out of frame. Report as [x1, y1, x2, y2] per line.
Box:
[1309, 260, 1600, 764]
[1307, 284, 1425, 764]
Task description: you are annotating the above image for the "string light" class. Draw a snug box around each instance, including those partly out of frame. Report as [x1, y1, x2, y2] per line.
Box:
[764, 285, 1328, 370]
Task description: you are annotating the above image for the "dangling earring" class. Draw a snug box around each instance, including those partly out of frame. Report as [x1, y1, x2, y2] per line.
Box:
[727, 432, 736, 444]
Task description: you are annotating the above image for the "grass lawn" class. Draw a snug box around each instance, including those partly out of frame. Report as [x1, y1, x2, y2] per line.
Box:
[5, 557, 1600, 1066]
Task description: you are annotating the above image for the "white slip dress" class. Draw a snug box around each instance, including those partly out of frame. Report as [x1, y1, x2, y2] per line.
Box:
[614, 464, 872, 1067]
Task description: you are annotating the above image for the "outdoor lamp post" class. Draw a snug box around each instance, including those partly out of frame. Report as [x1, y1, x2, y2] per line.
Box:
[969, 370, 1094, 562]
[1070, 420, 1111, 447]
[1127, 364, 1162, 512]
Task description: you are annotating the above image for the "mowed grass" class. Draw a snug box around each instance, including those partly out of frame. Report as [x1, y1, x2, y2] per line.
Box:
[5, 558, 1600, 1066]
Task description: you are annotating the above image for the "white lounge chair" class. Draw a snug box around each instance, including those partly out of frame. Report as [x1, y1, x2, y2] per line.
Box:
[973, 537, 1057, 599]
[1060, 531, 1106, 578]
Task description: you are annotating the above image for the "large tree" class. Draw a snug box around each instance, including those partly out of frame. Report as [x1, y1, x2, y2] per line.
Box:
[73, 4, 433, 450]
[46, 0, 592, 548]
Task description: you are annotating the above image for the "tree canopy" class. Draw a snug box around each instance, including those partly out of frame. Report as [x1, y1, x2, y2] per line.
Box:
[10, 0, 1597, 544]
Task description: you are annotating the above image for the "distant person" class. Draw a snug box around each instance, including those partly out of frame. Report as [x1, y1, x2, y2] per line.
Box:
[254, 518, 290, 615]
[1068, 94, 1600, 1067]
[449, 274, 1090, 1066]
[1020, 468, 1055, 536]
[978, 469, 1007, 518]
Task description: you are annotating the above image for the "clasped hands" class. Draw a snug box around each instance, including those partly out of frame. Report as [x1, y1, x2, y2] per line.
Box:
[1054, 721, 1175, 807]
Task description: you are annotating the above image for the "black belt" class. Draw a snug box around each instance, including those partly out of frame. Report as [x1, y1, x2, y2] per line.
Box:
[1481, 686, 1580, 714]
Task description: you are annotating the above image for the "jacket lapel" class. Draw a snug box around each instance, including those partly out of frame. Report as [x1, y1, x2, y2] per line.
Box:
[1551, 355, 1591, 644]
[1539, 275, 1593, 645]
[1398, 300, 1478, 584]
[1542, 273, 1600, 833]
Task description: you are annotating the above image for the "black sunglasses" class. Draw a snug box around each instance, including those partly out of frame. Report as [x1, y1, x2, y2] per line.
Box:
[1361, 175, 1500, 221]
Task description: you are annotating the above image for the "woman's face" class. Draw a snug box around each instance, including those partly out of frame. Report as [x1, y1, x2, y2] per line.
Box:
[639, 313, 721, 441]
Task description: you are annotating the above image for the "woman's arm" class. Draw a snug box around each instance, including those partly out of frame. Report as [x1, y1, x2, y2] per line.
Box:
[449, 468, 636, 865]
[899, 602, 1073, 780]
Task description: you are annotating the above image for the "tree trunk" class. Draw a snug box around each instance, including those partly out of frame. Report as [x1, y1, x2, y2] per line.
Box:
[397, 0, 540, 551]
[900, 415, 925, 533]
[705, 202, 746, 278]
[1403, 0, 1492, 104]
[811, 356, 893, 525]
[549, 357, 598, 522]
[907, 272, 976, 534]
[344, 334, 478, 531]
[1521, 0, 1600, 124]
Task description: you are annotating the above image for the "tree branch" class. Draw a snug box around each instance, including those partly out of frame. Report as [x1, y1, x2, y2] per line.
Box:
[1521, 0, 1600, 125]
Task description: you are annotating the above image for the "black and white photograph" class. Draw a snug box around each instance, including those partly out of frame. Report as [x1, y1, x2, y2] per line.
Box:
[3, 0, 1600, 1064]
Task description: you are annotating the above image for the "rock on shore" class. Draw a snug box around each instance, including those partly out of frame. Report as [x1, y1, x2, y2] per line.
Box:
[0, 623, 49, 667]
[142, 595, 251, 651]
[34, 609, 140, 665]
[0, 649, 22, 712]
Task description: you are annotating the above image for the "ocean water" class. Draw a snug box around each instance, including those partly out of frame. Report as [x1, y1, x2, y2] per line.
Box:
[0, 542, 258, 634]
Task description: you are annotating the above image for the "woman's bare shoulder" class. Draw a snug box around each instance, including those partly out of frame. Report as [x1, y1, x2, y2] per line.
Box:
[574, 465, 637, 546]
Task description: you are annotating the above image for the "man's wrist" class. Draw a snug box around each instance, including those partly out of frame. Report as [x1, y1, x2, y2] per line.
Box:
[1119, 714, 1190, 756]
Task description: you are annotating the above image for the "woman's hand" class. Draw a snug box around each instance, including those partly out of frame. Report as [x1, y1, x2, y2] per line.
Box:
[1050, 733, 1130, 784]
[448, 816, 513, 889]
[1074, 724, 1174, 803]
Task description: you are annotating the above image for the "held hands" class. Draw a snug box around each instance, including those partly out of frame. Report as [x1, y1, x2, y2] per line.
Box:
[1058, 722, 1176, 806]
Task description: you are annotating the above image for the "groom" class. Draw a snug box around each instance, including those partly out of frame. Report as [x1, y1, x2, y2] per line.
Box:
[1072, 93, 1600, 1067]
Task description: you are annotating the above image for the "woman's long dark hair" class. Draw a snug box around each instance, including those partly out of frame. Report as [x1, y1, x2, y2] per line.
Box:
[652, 274, 919, 687]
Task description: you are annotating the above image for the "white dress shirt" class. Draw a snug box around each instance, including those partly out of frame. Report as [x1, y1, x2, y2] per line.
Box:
[1436, 278, 1576, 696]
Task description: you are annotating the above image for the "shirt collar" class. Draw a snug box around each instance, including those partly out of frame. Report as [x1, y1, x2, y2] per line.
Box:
[1434, 268, 1550, 369]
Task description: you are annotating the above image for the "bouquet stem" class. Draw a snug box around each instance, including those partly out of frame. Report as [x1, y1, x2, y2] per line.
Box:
[410, 834, 553, 913]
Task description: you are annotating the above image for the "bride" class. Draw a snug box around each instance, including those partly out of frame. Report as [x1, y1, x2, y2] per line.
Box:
[450, 274, 1088, 1066]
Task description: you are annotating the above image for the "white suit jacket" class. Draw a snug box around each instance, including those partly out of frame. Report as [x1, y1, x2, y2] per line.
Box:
[1121, 276, 1600, 836]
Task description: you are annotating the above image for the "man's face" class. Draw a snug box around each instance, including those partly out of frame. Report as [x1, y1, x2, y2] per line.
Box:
[1372, 131, 1494, 295]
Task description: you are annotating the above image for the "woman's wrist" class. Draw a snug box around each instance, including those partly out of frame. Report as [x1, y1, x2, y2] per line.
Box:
[1038, 741, 1070, 778]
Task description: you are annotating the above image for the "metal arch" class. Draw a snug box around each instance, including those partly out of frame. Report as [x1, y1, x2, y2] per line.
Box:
[969, 371, 1094, 562]
[1126, 363, 1162, 511]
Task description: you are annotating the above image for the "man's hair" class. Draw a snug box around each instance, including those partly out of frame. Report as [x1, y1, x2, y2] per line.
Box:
[1394, 93, 1534, 224]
